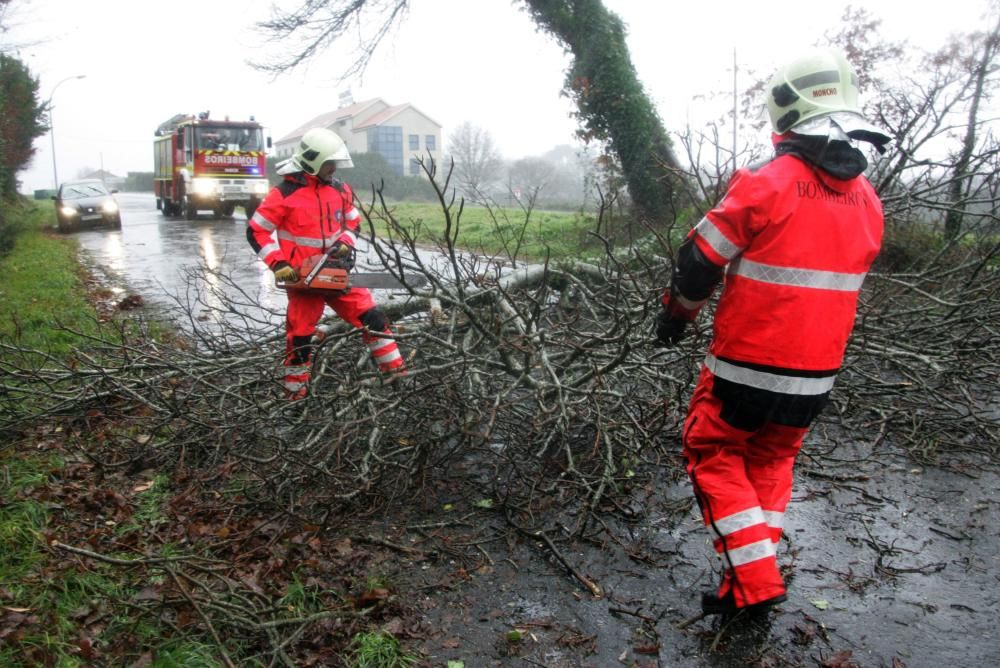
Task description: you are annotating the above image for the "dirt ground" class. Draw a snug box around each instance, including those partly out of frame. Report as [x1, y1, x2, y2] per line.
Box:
[13, 407, 996, 667]
[377, 426, 1000, 667]
[7, 256, 997, 667]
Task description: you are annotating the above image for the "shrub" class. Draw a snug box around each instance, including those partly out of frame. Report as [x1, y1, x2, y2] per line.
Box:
[874, 222, 945, 272]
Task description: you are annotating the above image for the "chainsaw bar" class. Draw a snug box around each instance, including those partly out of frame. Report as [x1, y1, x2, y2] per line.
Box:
[343, 272, 429, 290]
[277, 271, 428, 292]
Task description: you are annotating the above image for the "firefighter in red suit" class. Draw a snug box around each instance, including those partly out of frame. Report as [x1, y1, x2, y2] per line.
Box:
[247, 127, 405, 400]
[656, 49, 891, 617]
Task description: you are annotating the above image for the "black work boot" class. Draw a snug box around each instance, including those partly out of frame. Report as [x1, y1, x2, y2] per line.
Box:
[701, 590, 787, 618]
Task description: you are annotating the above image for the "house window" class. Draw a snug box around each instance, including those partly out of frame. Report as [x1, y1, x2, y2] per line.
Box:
[409, 158, 421, 175]
[409, 134, 419, 150]
[367, 125, 403, 175]
[425, 135, 436, 150]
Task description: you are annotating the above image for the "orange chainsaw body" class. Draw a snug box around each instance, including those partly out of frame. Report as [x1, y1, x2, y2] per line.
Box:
[277, 254, 350, 292]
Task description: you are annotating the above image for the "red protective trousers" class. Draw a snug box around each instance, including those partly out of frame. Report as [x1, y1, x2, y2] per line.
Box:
[283, 287, 404, 399]
[682, 366, 807, 608]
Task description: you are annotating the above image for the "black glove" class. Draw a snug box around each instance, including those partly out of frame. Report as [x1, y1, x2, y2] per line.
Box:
[655, 310, 689, 346]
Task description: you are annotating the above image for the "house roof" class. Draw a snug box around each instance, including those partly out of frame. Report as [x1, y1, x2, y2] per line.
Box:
[81, 169, 122, 180]
[276, 98, 386, 143]
[353, 103, 442, 130]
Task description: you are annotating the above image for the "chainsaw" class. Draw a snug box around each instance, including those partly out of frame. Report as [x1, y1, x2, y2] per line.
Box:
[275, 244, 428, 292]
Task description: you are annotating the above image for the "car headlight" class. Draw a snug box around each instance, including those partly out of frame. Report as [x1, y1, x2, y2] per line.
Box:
[102, 200, 119, 214]
[191, 178, 216, 195]
[60, 206, 78, 217]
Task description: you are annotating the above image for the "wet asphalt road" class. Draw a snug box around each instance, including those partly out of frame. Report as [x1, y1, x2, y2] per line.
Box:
[71, 191, 438, 336]
[72, 192, 284, 331]
[71, 192, 456, 336]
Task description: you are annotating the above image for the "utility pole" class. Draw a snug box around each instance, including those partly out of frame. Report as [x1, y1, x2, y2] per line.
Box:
[733, 49, 738, 175]
[47, 74, 87, 190]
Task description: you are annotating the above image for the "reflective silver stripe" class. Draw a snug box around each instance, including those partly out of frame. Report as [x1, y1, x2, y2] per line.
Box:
[729, 257, 866, 292]
[791, 69, 840, 90]
[374, 348, 402, 365]
[763, 510, 784, 531]
[251, 210, 277, 231]
[708, 507, 766, 541]
[723, 538, 776, 567]
[257, 242, 280, 260]
[369, 338, 402, 365]
[694, 217, 743, 260]
[345, 208, 361, 222]
[706, 354, 836, 395]
[284, 379, 307, 391]
[676, 294, 708, 310]
[277, 230, 324, 248]
[368, 338, 396, 352]
[284, 363, 310, 376]
[274, 229, 359, 249]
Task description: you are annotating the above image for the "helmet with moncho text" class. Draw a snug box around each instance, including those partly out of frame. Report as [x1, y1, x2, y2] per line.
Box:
[766, 48, 890, 150]
[276, 127, 354, 175]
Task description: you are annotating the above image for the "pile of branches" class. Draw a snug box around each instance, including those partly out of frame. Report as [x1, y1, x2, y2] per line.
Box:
[834, 235, 1000, 467]
[2, 174, 998, 525]
[0, 190, 689, 533]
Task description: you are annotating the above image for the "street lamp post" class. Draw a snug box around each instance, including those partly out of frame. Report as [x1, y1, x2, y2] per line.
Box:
[47, 74, 86, 190]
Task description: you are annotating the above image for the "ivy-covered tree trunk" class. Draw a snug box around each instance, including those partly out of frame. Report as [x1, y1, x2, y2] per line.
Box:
[523, 0, 682, 227]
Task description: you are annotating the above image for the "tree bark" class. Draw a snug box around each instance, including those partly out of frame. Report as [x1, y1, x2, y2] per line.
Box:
[944, 18, 1000, 240]
[523, 0, 684, 226]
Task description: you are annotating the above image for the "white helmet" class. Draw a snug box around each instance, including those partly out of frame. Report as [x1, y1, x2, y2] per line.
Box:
[766, 49, 875, 131]
[277, 127, 353, 175]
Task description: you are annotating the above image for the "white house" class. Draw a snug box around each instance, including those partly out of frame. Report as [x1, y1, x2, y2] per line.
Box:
[274, 97, 442, 177]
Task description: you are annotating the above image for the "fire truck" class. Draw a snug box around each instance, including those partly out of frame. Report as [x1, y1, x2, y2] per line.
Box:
[153, 111, 270, 220]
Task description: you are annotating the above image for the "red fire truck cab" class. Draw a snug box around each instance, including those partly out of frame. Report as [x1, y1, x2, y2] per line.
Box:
[154, 111, 270, 220]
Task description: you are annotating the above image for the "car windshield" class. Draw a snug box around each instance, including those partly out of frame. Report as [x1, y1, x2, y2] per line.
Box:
[196, 126, 263, 151]
[59, 182, 110, 199]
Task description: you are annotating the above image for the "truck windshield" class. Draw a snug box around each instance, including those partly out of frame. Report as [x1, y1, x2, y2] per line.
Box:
[196, 126, 264, 151]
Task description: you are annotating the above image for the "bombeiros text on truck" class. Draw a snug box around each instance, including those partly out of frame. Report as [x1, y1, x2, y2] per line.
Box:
[153, 111, 271, 220]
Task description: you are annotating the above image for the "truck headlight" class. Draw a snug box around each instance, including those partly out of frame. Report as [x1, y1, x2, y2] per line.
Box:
[60, 206, 78, 217]
[191, 178, 216, 195]
[102, 200, 119, 214]
[253, 181, 269, 195]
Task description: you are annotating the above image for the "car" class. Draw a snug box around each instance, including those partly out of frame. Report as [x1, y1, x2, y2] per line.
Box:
[53, 180, 122, 233]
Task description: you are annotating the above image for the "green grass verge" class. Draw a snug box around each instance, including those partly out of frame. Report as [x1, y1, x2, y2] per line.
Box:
[362, 201, 604, 261]
[0, 201, 231, 666]
[0, 201, 106, 355]
[0, 449, 241, 667]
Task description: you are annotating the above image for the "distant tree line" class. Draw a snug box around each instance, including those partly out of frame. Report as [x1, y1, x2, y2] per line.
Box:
[120, 172, 154, 192]
[108, 146, 597, 211]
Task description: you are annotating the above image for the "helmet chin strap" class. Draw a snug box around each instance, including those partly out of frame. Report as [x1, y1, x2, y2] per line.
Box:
[316, 161, 337, 184]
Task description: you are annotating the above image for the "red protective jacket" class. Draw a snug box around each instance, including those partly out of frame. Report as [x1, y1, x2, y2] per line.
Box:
[247, 173, 361, 271]
[665, 146, 883, 391]
[697, 155, 882, 372]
